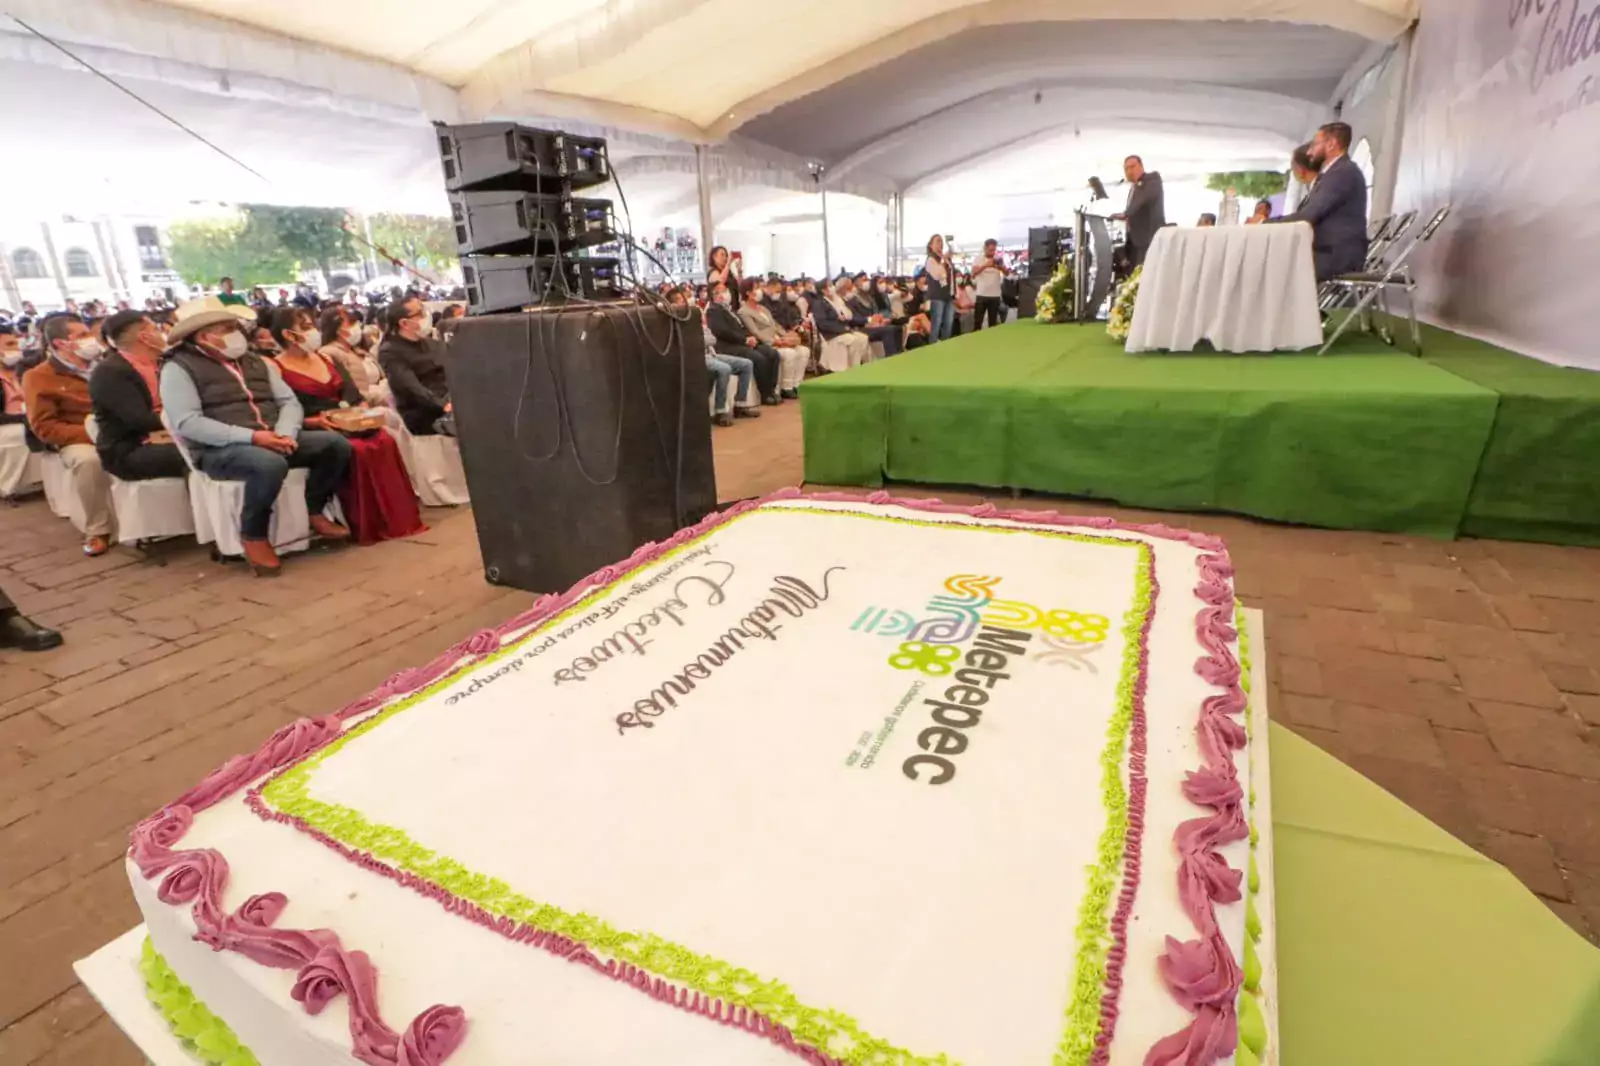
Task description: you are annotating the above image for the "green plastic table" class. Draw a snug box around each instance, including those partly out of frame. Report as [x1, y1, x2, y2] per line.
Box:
[1271, 722, 1600, 1064]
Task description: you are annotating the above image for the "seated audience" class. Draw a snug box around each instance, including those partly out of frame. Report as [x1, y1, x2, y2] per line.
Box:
[269, 307, 423, 545]
[379, 298, 454, 435]
[24, 314, 114, 555]
[837, 276, 903, 356]
[1271, 121, 1369, 280]
[1247, 200, 1273, 225]
[1, 325, 24, 425]
[955, 278, 976, 314]
[905, 313, 933, 350]
[675, 290, 758, 426]
[811, 278, 872, 371]
[767, 278, 803, 331]
[1197, 213, 1218, 227]
[91, 310, 188, 481]
[250, 322, 280, 357]
[706, 283, 781, 405]
[318, 306, 388, 406]
[160, 297, 351, 576]
[737, 279, 806, 399]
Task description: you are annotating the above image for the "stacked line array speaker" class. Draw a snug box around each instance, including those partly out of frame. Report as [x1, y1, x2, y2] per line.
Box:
[436, 122, 623, 314]
[444, 305, 718, 593]
[1028, 225, 1067, 279]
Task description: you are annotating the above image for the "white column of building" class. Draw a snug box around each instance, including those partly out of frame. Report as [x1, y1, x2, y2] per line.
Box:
[695, 145, 715, 271]
[0, 242, 21, 310]
[37, 223, 69, 304]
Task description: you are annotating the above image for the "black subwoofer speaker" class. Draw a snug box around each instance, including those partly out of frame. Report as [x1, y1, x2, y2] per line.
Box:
[444, 304, 718, 593]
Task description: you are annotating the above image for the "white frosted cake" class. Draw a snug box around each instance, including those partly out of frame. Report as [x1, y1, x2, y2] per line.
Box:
[127, 491, 1272, 1066]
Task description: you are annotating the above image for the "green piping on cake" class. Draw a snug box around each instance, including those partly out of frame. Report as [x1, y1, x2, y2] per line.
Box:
[1056, 546, 1156, 1066]
[141, 937, 261, 1066]
[1235, 601, 1269, 1066]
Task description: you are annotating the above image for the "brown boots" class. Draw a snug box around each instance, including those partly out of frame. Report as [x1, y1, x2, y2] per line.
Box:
[241, 538, 281, 578]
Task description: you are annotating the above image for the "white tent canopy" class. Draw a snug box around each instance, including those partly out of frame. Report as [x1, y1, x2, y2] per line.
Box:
[1, 0, 1414, 220]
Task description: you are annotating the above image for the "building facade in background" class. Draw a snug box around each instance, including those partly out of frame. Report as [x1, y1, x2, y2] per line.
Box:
[0, 215, 184, 312]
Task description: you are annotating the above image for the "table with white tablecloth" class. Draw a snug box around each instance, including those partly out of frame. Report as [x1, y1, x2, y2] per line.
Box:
[1124, 222, 1323, 353]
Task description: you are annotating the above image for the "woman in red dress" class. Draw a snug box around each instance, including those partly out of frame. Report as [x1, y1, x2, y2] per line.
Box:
[266, 307, 425, 545]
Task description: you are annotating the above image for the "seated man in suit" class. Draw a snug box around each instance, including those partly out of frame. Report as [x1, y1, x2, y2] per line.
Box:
[92, 310, 189, 482]
[1272, 122, 1369, 281]
[837, 276, 903, 356]
[379, 297, 454, 435]
[705, 283, 780, 405]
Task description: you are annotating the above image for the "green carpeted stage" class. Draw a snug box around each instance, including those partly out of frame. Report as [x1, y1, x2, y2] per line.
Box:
[799, 319, 1600, 544]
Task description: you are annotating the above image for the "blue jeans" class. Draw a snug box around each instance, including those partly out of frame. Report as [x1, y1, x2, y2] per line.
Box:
[926, 299, 955, 342]
[707, 354, 755, 411]
[195, 430, 352, 540]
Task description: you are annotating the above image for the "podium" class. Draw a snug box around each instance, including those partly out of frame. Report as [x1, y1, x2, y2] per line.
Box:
[1073, 209, 1115, 322]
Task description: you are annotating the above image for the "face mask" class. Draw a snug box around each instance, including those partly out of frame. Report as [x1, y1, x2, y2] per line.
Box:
[344, 327, 363, 347]
[751, 290, 763, 302]
[410, 318, 434, 340]
[74, 338, 106, 361]
[218, 333, 249, 360]
[300, 329, 323, 350]
[785, 292, 797, 302]
[715, 294, 731, 306]
[1, 351, 20, 368]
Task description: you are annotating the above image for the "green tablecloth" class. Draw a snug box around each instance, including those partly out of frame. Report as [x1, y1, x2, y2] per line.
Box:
[1409, 326, 1600, 548]
[1271, 722, 1600, 1064]
[801, 321, 1501, 538]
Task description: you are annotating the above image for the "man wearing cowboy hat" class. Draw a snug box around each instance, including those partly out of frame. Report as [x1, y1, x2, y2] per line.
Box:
[159, 296, 352, 576]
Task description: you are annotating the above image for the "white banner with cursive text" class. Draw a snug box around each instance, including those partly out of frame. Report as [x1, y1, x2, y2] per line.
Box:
[1395, 0, 1600, 369]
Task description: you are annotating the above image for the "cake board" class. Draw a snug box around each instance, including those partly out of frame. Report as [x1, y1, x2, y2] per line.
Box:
[74, 923, 206, 1066]
[79, 602, 1280, 1066]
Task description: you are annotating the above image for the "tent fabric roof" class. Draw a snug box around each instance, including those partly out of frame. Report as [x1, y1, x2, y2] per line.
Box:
[3, 0, 1415, 212]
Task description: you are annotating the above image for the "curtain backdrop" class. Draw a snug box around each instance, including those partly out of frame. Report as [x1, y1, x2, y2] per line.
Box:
[1396, 0, 1600, 369]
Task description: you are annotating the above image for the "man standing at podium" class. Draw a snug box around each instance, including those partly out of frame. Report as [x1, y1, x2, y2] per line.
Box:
[1113, 155, 1165, 268]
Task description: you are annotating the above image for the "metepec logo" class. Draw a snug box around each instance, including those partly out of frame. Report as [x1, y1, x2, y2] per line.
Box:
[1510, 0, 1600, 92]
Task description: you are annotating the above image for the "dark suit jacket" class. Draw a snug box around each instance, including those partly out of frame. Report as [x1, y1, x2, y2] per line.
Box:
[808, 296, 857, 340]
[378, 335, 449, 435]
[1275, 155, 1369, 281]
[1123, 171, 1166, 267]
[706, 302, 757, 358]
[87, 352, 163, 477]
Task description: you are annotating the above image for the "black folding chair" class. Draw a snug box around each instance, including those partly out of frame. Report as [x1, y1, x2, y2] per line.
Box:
[1318, 205, 1451, 356]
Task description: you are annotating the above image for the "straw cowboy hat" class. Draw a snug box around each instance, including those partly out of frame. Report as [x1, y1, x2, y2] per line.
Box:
[166, 295, 257, 345]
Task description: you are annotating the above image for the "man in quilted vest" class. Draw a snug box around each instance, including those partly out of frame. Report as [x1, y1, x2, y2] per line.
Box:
[160, 297, 352, 577]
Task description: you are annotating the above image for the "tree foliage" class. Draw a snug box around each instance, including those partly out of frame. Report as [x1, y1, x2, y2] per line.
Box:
[243, 205, 355, 280]
[165, 215, 297, 288]
[165, 205, 361, 289]
[1205, 171, 1289, 199]
[367, 213, 457, 274]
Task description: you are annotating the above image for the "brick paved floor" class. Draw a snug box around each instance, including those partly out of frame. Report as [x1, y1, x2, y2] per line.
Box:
[2, 400, 1598, 1063]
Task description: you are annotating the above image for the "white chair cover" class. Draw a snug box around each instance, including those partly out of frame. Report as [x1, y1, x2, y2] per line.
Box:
[162, 413, 314, 558]
[387, 422, 469, 506]
[0, 424, 41, 498]
[40, 452, 88, 530]
[188, 469, 314, 557]
[109, 477, 195, 545]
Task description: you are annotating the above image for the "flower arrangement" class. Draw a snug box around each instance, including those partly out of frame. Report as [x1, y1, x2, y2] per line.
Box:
[1033, 257, 1075, 323]
[1106, 265, 1144, 342]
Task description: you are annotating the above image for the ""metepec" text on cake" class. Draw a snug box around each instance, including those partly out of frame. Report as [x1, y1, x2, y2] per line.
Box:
[902, 625, 1032, 785]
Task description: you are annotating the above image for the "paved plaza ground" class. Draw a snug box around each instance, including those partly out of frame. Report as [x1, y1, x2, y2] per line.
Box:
[2, 400, 1598, 1063]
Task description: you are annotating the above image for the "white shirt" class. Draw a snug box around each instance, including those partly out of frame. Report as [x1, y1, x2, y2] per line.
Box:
[973, 256, 1005, 298]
